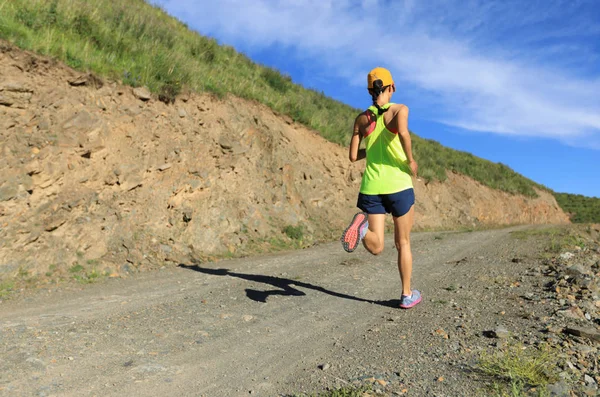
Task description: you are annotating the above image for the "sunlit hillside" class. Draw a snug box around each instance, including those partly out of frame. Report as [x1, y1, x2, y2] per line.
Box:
[2, 0, 596, 215]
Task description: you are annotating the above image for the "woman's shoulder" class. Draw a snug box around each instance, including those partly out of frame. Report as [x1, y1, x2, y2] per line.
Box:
[389, 103, 409, 113]
[355, 109, 372, 124]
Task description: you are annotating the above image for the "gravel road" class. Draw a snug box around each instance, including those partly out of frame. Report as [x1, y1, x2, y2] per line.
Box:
[0, 226, 557, 396]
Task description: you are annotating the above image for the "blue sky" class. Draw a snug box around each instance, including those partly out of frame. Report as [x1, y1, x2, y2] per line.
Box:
[152, 0, 600, 198]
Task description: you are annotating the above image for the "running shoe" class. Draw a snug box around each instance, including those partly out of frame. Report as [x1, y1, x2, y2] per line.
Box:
[399, 289, 422, 309]
[341, 212, 368, 253]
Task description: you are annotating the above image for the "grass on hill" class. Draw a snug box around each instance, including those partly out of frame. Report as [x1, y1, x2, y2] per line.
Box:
[0, 0, 564, 198]
[554, 193, 600, 223]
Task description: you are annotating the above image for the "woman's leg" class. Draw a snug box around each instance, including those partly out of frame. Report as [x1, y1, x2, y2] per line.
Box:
[393, 205, 414, 296]
[362, 213, 385, 255]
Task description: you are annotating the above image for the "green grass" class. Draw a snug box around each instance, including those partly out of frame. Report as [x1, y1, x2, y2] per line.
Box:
[0, 281, 15, 298]
[45, 263, 58, 277]
[69, 264, 84, 273]
[291, 385, 372, 397]
[510, 226, 586, 253]
[0, 0, 558, 198]
[0, 260, 113, 298]
[283, 224, 305, 241]
[476, 344, 559, 397]
[73, 268, 105, 284]
[266, 237, 306, 252]
[69, 262, 106, 284]
[554, 192, 600, 223]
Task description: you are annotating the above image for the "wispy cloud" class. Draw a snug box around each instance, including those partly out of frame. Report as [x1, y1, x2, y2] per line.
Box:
[153, 0, 600, 145]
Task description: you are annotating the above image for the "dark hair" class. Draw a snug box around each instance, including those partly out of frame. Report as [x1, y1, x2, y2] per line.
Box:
[369, 79, 390, 115]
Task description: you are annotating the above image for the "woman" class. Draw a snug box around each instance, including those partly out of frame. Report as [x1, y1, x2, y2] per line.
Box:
[341, 67, 421, 309]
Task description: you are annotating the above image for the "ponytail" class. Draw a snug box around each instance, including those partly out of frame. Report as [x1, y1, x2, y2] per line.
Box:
[369, 79, 390, 115]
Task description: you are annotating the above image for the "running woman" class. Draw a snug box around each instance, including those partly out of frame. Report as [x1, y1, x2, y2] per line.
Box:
[341, 67, 421, 309]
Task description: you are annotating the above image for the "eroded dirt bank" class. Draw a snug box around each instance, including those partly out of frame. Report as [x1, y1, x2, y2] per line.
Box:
[0, 42, 568, 281]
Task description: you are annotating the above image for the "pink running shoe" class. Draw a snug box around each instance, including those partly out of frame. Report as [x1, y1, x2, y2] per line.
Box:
[399, 290, 422, 309]
[341, 212, 368, 253]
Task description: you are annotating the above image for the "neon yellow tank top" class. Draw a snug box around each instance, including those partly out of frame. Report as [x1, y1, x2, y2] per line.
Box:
[359, 103, 413, 195]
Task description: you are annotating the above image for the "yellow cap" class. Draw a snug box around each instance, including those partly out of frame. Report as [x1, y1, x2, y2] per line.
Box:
[367, 67, 394, 89]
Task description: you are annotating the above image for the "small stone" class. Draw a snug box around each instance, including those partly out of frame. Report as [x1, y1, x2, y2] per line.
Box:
[0, 93, 13, 106]
[68, 75, 89, 86]
[585, 374, 596, 384]
[376, 379, 387, 386]
[120, 105, 142, 117]
[579, 279, 598, 292]
[448, 340, 460, 351]
[0, 184, 18, 202]
[133, 86, 151, 101]
[547, 326, 564, 334]
[566, 264, 588, 277]
[433, 329, 449, 339]
[485, 326, 510, 339]
[178, 108, 187, 118]
[547, 381, 570, 396]
[183, 209, 193, 223]
[574, 344, 596, 355]
[319, 363, 330, 371]
[219, 136, 233, 150]
[157, 163, 172, 171]
[2, 82, 33, 93]
[96, 98, 107, 110]
[26, 357, 46, 369]
[522, 292, 539, 301]
[557, 307, 585, 320]
[437, 376, 444, 382]
[242, 315, 254, 322]
[44, 215, 67, 232]
[560, 252, 575, 261]
[25, 160, 42, 176]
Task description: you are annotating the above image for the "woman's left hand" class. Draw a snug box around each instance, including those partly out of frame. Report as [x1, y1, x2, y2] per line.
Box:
[409, 160, 418, 177]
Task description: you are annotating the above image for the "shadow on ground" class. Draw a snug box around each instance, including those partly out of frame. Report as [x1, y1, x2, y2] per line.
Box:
[178, 264, 400, 308]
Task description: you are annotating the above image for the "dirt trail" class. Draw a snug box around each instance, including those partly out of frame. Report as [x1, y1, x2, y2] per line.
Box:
[0, 226, 556, 397]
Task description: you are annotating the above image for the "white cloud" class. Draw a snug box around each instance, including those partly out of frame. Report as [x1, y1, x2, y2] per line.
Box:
[153, 0, 600, 144]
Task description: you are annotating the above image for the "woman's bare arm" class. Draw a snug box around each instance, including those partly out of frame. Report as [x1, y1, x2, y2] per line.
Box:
[349, 114, 367, 162]
[393, 105, 418, 176]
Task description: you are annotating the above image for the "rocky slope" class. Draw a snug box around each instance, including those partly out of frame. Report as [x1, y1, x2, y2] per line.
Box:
[0, 42, 569, 281]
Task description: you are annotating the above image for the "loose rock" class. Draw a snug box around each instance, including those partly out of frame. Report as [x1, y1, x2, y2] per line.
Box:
[563, 326, 600, 343]
[133, 86, 151, 101]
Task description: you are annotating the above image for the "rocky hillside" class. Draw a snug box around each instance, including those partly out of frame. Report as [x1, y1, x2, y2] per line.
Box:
[0, 43, 569, 281]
